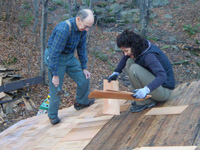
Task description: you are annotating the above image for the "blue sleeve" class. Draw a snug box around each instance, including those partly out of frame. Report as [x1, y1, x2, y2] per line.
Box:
[144, 53, 167, 92]
[77, 31, 87, 69]
[48, 23, 70, 76]
[114, 55, 130, 73]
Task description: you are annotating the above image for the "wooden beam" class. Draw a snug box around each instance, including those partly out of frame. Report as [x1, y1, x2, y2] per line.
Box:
[88, 90, 151, 101]
[0, 76, 43, 92]
[103, 80, 120, 115]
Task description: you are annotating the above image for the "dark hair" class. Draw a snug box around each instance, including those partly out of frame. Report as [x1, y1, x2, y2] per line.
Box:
[117, 29, 148, 58]
[77, 9, 89, 21]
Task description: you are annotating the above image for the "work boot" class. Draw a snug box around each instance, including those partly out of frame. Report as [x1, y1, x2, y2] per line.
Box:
[74, 99, 95, 110]
[130, 101, 157, 113]
[49, 117, 60, 125]
[131, 101, 137, 106]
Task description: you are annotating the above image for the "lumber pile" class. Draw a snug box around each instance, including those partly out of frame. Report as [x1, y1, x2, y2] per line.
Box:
[0, 65, 42, 124]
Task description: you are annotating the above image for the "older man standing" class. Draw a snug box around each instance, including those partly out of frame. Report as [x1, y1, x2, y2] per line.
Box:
[45, 9, 94, 125]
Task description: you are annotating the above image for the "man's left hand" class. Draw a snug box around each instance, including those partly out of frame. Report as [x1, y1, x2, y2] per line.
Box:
[132, 86, 150, 99]
[83, 69, 91, 79]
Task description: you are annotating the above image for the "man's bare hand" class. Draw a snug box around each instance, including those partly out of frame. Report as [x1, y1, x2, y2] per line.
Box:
[83, 69, 91, 79]
[52, 76, 59, 87]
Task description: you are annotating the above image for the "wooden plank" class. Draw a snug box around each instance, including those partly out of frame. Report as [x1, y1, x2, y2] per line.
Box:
[88, 90, 151, 101]
[133, 146, 197, 150]
[22, 97, 32, 110]
[103, 80, 120, 115]
[145, 105, 189, 116]
[0, 65, 19, 71]
[0, 106, 5, 117]
[0, 77, 2, 86]
[0, 115, 4, 123]
[120, 103, 130, 112]
[0, 97, 21, 104]
[52, 140, 90, 150]
[0, 66, 6, 71]
[63, 128, 101, 141]
[25, 93, 36, 108]
[0, 76, 43, 92]
[6, 102, 14, 114]
[0, 92, 6, 99]
[106, 89, 134, 94]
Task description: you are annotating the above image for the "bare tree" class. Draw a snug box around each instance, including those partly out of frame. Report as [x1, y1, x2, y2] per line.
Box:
[0, 1, 1, 19]
[5, 0, 14, 35]
[86, 0, 93, 45]
[40, 0, 49, 84]
[72, 0, 77, 10]
[89, 0, 93, 9]
[139, 0, 152, 38]
[33, 0, 39, 33]
[69, 0, 72, 17]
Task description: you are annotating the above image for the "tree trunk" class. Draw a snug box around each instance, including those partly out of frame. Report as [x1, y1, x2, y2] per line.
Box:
[69, 0, 72, 17]
[40, 0, 49, 84]
[89, 0, 93, 9]
[139, 0, 152, 38]
[72, 0, 77, 10]
[0, 1, 1, 19]
[33, 0, 39, 33]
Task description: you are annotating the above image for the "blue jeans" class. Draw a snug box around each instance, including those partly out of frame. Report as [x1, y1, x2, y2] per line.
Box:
[45, 49, 90, 119]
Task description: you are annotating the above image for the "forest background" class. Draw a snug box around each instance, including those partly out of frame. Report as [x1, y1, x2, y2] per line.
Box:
[0, 0, 200, 132]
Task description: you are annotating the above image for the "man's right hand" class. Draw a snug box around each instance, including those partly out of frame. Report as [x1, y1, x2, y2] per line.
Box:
[52, 76, 59, 87]
[107, 72, 120, 82]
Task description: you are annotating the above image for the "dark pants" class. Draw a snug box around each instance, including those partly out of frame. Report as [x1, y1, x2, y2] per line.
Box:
[45, 49, 90, 119]
[126, 58, 172, 105]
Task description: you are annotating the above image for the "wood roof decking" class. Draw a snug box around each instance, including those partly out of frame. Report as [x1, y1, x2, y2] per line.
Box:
[85, 80, 200, 150]
[0, 80, 200, 150]
[0, 98, 127, 150]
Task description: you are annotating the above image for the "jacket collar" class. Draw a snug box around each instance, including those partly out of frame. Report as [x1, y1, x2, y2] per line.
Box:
[135, 40, 151, 59]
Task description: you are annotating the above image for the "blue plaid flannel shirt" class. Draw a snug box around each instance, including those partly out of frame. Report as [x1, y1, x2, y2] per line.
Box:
[47, 17, 87, 76]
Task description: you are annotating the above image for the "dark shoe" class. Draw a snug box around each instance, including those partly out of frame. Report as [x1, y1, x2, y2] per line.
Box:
[49, 117, 60, 125]
[74, 99, 95, 110]
[131, 101, 137, 106]
[130, 101, 156, 113]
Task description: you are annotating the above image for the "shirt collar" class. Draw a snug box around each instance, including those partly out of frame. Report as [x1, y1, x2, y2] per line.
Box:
[72, 17, 80, 32]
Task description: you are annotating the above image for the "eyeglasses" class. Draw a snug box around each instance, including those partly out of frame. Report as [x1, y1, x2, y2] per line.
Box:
[83, 25, 91, 30]
[81, 21, 92, 30]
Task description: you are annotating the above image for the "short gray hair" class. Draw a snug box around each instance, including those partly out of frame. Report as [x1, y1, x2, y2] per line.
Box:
[76, 9, 89, 21]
